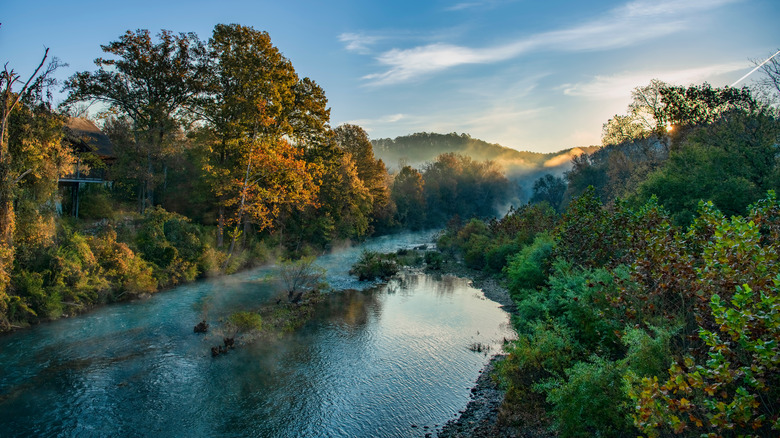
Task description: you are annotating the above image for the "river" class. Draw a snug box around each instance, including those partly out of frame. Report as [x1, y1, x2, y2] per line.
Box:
[0, 231, 515, 437]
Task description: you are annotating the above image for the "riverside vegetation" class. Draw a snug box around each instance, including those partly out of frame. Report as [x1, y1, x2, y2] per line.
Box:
[439, 73, 780, 437]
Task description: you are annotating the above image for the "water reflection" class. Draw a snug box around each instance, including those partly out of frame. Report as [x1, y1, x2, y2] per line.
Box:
[318, 288, 383, 329]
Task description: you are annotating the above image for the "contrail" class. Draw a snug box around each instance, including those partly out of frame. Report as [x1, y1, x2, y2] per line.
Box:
[731, 49, 780, 87]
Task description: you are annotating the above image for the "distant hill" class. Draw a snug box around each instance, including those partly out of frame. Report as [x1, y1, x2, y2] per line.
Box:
[371, 132, 597, 178]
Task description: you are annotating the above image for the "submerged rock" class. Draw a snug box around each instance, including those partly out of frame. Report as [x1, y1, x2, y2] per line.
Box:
[194, 320, 209, 333]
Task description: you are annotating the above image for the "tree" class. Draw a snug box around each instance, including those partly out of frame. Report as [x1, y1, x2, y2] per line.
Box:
[288, 77, 331, 147]
[200, 24, 321, 255]
[278, 256, 324, 303]
[334, 124, 394, 232]
[530, 174, 566, 211]
[601, 114, 648, 147]
[563, 153, 607, 202]
[422, 153, 510, 226]
[750, 48, 780, 105]
[0, 47, 70, 328]
[634, 108, 779, 225]
[63, 29, 209, 212]
[391, 165, 426, 229]
[628, 79, 669, 133]
[658, 83, 757, 133]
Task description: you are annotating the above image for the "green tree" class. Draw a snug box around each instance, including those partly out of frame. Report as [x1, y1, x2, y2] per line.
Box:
[422, 153, 510, 226]
[285, 140, 373, 247]
[658, 83, 757, 135]
[635, 109, 779, 224]
[530, 174, 566, 212]
[601, 79, 670, 146]
[391, 165, 426, 229]
[63, 29, 209, 212]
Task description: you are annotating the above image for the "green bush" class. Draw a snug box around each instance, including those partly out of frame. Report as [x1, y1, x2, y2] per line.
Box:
[77, 185, 116, 220]
[497, 320, 581, 428]
[622, 325, 675, 379]
[197, 245, 225, 277]
[484, 241, 520, 273]
[545, 261, 624, 356]
[350, 250, 399, 281]
[47, 228, 109, 307]
[87, 228, 157, 298]
[13, 271, 62, 320]
[135, 207, 205, 286]
[424, 251, 443, 270]
[228, 311, 263, 333]
[504, 232, 554, 297]
[545, 356, 634, 437]
[393, 248, 424, 267]
[463, 234, 490, 269]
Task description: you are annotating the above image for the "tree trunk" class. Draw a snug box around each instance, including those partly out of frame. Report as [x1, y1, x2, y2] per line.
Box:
[242, 216, 251, 245]
[222, 142, 254, 270]
[217, 202, 225, 248]
[0, 157, 15, 297]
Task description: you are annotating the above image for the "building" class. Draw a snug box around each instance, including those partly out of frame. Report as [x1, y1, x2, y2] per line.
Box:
[59, 118, 115, 217]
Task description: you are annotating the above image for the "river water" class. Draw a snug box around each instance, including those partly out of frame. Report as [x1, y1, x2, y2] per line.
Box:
[0, 231, 515, 437]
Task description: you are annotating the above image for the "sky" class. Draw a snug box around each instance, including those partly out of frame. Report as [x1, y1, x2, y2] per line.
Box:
[2, 0, 778, 153]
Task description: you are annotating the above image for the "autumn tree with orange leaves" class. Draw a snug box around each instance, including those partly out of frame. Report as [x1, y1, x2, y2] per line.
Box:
[200, 24, 325, 258]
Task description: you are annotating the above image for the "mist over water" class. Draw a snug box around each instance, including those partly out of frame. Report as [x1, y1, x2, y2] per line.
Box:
[0, 231, 514, 437]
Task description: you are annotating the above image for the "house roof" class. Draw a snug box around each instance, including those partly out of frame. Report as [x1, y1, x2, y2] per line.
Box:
[64, 117, 114, 158]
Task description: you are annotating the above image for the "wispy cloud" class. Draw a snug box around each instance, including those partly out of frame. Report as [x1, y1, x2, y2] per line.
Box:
[345, 113, 407, 128]
[444, 0, 516, 12]
[561, 62, 749, 99]
[340, 74, 549, 150]
[339, 33, 382, 54]
[362, 0, 740, 85]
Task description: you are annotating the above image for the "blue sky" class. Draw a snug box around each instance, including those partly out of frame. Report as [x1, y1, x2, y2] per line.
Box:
[2, 0, 778, 152]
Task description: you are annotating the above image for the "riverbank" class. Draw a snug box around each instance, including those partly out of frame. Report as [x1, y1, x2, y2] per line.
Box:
[438, 354, 508, 438]
[433, 258, 553, 438]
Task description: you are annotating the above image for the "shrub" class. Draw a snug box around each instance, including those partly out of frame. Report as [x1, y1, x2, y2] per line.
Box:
[497, 320, 581, 429]
[197, 245, 225, 277]
[47, 228, 109, 307]
[504, 233, 554, 297]
[77, 185, 116, 220]
[349, 250, 399, 281]
[135, 206, 205, 286]
[13, 271, 62, 320]
[545, 356, 634, 437]
[424, 251, 443, 270]
[630, 282, 780, 437]
[278, 256, 325, 301]
[228, 311, 263, 334]
[484, 241, 520, 273]
[87, 228, 157, 298]
[622, 325, 675, 379]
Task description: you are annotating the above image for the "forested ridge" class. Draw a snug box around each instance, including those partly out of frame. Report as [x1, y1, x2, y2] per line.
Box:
[372, 132, 596, 176]
[439, 69, 780, 436]
[0, 25, 513, 331]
